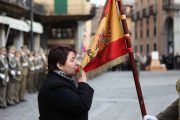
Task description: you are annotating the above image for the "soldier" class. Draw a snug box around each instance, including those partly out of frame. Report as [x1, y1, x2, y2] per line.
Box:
[28, 52, 35, 93]
[19, 45, 28, 101]
[0, 47, 9, 108]
[6, 45, 16, 106]
[42, 50, 48, 76]
[135, 53, 141, 76]
[34, 52, 40, 91]
[38, 51, 44, 89]
[14, 51, 23, 103]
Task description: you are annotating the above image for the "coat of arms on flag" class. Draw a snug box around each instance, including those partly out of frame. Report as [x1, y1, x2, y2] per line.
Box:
[77, 0, 131, 77]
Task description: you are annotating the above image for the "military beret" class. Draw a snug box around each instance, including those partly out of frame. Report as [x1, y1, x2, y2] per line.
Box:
[0, 47, 6, 51]
[21, 45, 28, 49]
[15, 51, 21, 54]
[7, 45, 16, 50]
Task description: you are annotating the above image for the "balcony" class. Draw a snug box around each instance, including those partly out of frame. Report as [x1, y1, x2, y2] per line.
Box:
[47, 39, 75, 46]
[163, 0, 180, 10]
[150, 4, 157, 16]
[143, 8, 150, 18]
[132, 10, 137, 22]
[1, 0, 45, 14]
[137, 11, 142, 20]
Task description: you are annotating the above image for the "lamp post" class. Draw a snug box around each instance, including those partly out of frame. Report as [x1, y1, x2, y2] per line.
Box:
[30, 0, 34, 51]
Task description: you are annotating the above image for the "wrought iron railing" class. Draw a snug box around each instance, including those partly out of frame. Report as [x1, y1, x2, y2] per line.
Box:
[132, 10, 137, 22]
[1, 0, 45, 14]
[162, 0, 180, 10]
[143, 8, 150, 18]
[150, 4, 157, 15]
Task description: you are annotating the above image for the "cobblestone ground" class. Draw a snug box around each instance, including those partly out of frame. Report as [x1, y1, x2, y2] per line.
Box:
[0, 70, 179, 120]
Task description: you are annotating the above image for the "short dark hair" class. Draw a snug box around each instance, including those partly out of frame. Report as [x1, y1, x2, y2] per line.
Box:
[48, 44, 77, 71]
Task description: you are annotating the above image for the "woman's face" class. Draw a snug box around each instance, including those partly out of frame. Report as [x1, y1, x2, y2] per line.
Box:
[59, 51, 79, 76]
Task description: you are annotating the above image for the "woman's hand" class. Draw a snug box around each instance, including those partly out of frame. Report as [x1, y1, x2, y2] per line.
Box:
[76, 70, 87, 83]
[143, 115, 158, 120]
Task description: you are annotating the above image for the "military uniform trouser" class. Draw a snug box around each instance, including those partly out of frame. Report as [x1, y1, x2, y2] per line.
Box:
[0, 82, 7, 107]
[141, 63, 146, 70]
[34, 70, 39, 91]
[19, 75, 27, 100]
[14, 81, 21, 103]
[28, 71, 34, 93]
[6, 78, 15, 105]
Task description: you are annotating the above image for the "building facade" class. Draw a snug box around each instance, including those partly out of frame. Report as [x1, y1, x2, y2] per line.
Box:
[35, 0, 95, 51]
[0, 0, 44, 51]
[0, 0, 95, 52]
[132, 0, 180, 55]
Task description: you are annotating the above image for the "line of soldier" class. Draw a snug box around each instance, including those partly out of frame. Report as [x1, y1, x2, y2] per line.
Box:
[0, 45, 48, 108]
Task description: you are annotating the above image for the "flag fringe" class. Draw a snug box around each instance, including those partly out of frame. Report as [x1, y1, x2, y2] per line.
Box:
[86, 54, 127, 77]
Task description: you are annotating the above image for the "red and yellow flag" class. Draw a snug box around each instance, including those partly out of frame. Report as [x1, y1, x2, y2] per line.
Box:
[78, 0, 129, 77]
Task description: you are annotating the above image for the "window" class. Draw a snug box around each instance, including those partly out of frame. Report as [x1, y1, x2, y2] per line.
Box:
[140, 45, 143, 53]
[50, 27, 73, 39]
[52, 28, 56, 38]
[57, 28, 62, 38]
[141, 0, 143, 11]
[135, 46, 137, 52]
[146, 44, 149, 53]
[135, 23, 137, 39]
[154, 0, 157, 4]
[147, 0, 149, 7]
[55, 0, 67, 14]
[140, 22, 143, 39]
[154, 17, 156, 36]
[153, 43, 157, 51]
[147, 20, 149, 37]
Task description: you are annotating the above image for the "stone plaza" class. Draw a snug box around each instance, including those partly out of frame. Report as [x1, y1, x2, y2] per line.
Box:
[0, 70, 179, 120]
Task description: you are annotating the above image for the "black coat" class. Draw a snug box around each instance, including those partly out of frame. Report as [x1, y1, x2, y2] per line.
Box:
[38, 71, 94, 120]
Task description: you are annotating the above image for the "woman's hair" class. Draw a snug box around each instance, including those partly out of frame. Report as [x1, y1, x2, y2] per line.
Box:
[48, 44, 77, 71]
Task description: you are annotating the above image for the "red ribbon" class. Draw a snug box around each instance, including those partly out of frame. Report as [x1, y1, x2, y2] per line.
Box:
[126, 48, 133, 53]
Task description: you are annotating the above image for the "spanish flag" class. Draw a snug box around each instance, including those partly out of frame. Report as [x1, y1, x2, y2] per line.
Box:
[78, 0, 130, 77]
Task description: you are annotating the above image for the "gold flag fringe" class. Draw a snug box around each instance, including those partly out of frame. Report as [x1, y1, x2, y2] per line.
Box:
[85, 54, 127, 77]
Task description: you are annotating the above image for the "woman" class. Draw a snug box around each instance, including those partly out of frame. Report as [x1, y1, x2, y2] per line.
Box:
[38, 44, 94, 120]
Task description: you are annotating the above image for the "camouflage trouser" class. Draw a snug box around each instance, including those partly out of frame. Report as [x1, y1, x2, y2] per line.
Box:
[19, 75, 27, 100]
[6, 78, 15, 105]
[28, 71, 34, 93]
[0, 82, 7, 107]
[14, 81, 21, 103]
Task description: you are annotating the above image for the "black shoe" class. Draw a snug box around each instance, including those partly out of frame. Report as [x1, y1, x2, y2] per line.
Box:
[15, 101, 20, 104]
[7, 103, 15, 106]
[20, 99, 28, 102]
[0, 106, 7, 109]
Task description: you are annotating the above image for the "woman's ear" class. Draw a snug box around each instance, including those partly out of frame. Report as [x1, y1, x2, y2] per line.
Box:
[57, 63, 63, 71]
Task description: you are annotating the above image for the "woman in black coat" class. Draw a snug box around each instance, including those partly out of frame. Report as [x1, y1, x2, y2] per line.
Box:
[38, 45, 94, 120]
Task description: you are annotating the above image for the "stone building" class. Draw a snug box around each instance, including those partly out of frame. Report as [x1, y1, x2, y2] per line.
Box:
[0, 0, 95, 51]
[132, 0, 180, 55]
[35, 0, 95, 51]
[0, 0, 43, 51]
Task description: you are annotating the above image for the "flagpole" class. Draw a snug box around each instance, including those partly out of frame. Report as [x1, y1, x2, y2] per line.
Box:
[117, 0, 147, 117]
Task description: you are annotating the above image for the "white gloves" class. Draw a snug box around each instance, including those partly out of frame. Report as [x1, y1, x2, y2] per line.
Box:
[10, 70, 16, 76]
[5, 64, 8, 68]
[30, 67, 35, 71]
[143, 115, 158, 120]
[6, 77, 9, 82]
[17, 71, 21, 75]
[35, 66, 39, 70]
[0, 73, 5, 79]
[22, 63, 28, 66]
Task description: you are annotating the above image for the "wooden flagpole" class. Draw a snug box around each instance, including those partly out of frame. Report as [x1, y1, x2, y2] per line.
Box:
[117, 0, 147, 117]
